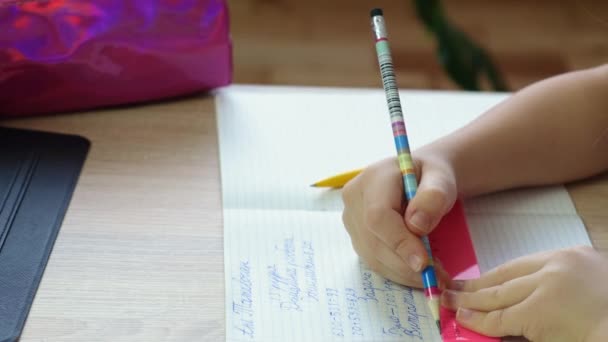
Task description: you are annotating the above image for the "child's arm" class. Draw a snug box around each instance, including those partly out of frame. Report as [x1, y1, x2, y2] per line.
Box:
[433, 64, 608, 197]
[342, 65, 608, 340]
[341, 65, 608, 285]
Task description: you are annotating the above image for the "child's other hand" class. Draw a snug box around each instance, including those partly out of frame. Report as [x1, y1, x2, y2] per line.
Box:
[443, 246, 608, 342]
[341, 151, 457, 287]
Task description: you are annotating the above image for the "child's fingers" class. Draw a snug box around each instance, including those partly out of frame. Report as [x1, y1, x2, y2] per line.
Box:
[433, 258, 451, 290]
[455, 302, 526, 337]
[346, 212, 423, 287]
[367, 254, 424, 288]
[404, 188, 450, 236]
[442, 273, 539, 312]
[405, 167, 457, 236]
[353, 232, 424, 287]
[450, 251, 553, 292]
[361, 168, 428, 272]
[370, 237, 425, 284]
[361, 158, 404, 213]
[363, 203, 428, 272]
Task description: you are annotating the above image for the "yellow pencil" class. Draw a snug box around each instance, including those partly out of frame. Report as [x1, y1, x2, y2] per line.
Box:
[310, 168, 363, 188]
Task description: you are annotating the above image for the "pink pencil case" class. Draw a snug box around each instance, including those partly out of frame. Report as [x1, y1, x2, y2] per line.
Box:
[0, 0, 232, 116]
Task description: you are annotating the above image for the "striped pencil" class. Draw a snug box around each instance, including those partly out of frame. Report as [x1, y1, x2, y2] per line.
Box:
[370, 8, 441, 333]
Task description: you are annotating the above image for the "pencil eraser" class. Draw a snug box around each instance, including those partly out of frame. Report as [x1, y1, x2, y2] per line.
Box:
[370, 8, 383, 18]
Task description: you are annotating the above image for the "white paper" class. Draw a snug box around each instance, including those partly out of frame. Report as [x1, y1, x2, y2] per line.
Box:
[225, 209, 441, 341]
[467, 213, 591, 272]
[465, 188, 591, 272]
[216, 85, 592, 342]
[215, 85, 507, 212]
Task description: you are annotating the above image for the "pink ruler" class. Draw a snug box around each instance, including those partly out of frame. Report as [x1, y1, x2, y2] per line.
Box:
[428, 200, 499, 342]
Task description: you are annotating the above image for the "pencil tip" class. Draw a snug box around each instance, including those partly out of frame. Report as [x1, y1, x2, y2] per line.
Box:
[436, 320, 441, 334]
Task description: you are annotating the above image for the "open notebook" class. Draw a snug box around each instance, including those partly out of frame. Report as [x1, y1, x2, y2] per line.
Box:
[216, 85, 592, 342]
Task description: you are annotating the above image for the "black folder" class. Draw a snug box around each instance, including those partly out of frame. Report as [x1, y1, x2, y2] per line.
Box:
[0, 127, 89, 342]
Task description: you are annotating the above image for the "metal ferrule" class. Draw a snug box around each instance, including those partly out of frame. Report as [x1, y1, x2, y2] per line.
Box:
[371, 15, 387, 40]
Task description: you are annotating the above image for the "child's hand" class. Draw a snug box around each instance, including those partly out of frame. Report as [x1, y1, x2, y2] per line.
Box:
[341, 150, 457, 287]
[443, 246, 608, 342]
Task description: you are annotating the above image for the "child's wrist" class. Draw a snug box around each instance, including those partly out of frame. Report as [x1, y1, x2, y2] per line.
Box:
[417, 141, 468, 197]
[428, 137, 503, 198]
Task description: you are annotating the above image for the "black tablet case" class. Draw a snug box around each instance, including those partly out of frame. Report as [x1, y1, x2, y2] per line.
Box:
[0, 127, 89, 342]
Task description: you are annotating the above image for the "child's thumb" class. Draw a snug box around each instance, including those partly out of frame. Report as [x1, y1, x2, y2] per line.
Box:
[404, 172, 456, 236]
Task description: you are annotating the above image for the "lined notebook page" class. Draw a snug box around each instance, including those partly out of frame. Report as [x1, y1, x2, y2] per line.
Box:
[225, 209, 441, 342]
[464, 187, 578, 215]
[467, 212, 591, 272]
[216, 85, 593, 342]
[463, 187, 591, 272]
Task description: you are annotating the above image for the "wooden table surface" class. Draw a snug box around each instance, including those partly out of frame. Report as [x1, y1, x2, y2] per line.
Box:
[2, 94, 607, 341]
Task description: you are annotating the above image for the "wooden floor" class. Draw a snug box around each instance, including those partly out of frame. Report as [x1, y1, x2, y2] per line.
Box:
[228, 0, 608, 91]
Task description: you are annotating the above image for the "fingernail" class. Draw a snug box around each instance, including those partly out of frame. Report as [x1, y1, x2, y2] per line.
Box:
[409, 211, 431, 233]
[449, 280, 465, 291]
[457, 308, 474, 321]
[441, 290, 457, 308]
[408, 254, 423, 272]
